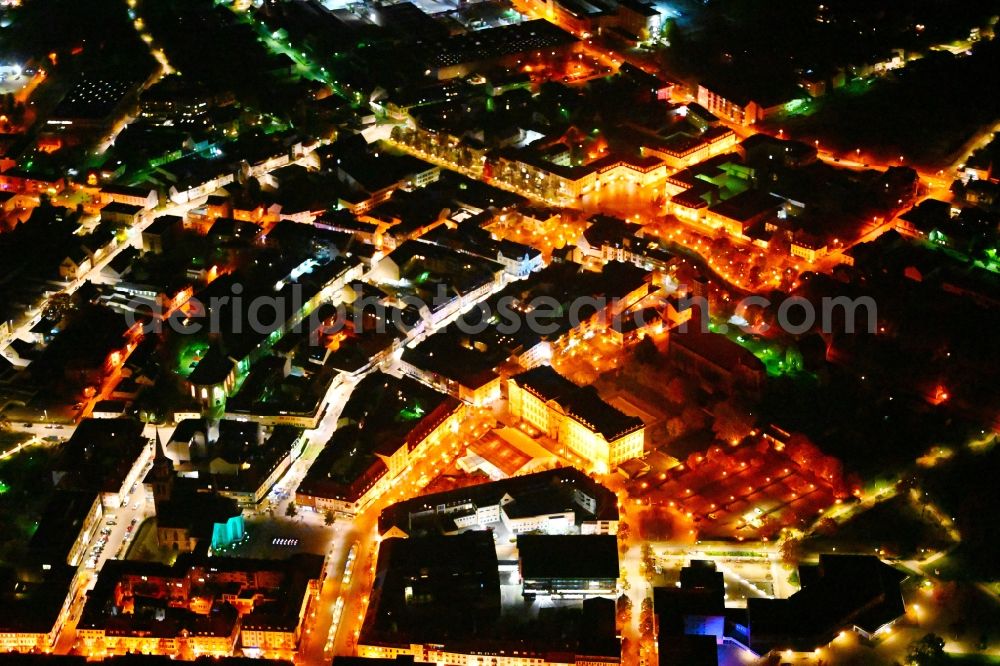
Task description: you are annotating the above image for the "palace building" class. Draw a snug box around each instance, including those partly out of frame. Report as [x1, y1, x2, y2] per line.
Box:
[508, 365, 645, 471]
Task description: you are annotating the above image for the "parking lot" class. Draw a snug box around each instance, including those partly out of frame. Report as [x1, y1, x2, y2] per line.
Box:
[633, 437, 853, 540]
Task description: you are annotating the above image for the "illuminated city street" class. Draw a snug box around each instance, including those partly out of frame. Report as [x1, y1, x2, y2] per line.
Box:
[0, 0, 998, 665]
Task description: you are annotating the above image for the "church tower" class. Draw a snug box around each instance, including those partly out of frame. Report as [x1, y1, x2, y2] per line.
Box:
[146, 428, 175, 504]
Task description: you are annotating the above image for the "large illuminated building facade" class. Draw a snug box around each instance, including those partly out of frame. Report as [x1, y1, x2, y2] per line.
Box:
[508, 365, 645, 471]
[297, 373, 467, 517]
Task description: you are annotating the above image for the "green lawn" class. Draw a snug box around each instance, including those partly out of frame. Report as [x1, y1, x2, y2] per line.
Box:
[802, 495, 955, 560]
[0, 430, 31, 454]
[947, 655, 1000, 665]
[124, 517, 178, 565]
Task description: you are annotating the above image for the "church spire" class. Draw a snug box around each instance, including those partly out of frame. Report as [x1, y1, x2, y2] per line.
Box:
[148, 427, 175, 504]
[154, 426, 169, 464]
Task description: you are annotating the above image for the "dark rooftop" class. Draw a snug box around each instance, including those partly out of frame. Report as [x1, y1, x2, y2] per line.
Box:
[51, 418, 147, 495]
[747, 555, 906, 653]
[378, 467, 619, 536]
[419, 20, 577, 71]
[51, 78, 137, 121]
[517, 535, 619, 580]
[512, 365, 644, 441]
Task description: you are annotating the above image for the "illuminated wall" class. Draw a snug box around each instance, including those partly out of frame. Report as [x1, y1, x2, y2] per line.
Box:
[508, 378, 645, 471]
[211, 514, 245, 551]
[609, 429, 644, 467]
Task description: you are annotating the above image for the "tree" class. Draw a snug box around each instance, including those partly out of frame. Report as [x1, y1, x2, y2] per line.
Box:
[285, 502, 298, 518]
[665, 377, 689, 404]
[639, 598, 655, 637]
[324, 509, 336, 526]
[686, 451, 704, 469]
[641, 543, 656, 581]
[815, 456, 844, 485]
[617, 521, 631, 544]
[779, 537, 801, 566]
[634, 336, 658, 364]
[680, 405, 707, 432]
[768, 231, 791, 260]
[786, 433, 822, 467]
[665, 417, 686, 440]
[43, 293, 73, 321]
[815, 517, 838, 536]
[784, 345, 804, 372]
[712, 400, 754, 442]
[906, 633, 946, 666]
[616, 594, 633, 625]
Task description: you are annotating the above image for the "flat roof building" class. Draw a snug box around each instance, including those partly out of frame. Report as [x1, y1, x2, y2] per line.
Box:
[359, 533, 620, 665]
[517, 534, 619, 597]
[652, 555, 906, 661]
[746, 555, 906, 655]
[417, 20, 579, 79]
[378, 466, 619, 537]
[47, 78, 138, 131]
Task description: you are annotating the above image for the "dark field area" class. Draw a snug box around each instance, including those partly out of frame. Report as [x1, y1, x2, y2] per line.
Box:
[771, 41, 1000, 167]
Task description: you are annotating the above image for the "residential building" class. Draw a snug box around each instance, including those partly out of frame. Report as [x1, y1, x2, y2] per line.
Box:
[28, 490, 104, 569]
[0, 565, 76, 654]
[296, 373, 466, 516]
[76, 553, 323, 658]
[696, 82, 790, 127]
[100, 184, 159, 209]
[50, 418, 151, 510]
